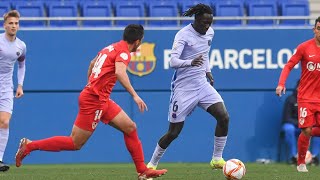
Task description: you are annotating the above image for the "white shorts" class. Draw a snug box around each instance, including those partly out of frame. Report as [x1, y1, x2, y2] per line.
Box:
[168, 83, 223, 123]
[0, 91, 14, 114]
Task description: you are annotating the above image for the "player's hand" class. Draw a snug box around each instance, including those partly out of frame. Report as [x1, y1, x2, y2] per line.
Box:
[276, 85, 286, 97]
[206, 72, 214, 86]
[191, 55, 204, 67]
[15, 85, 24, 98]
[133, 95, 148, 113]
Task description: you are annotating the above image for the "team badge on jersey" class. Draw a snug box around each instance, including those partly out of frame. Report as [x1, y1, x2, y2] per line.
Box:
[16, 51, 20, 56]
[128, 42, 157, 77]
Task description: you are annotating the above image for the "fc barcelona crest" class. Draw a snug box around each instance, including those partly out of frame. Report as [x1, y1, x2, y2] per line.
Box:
[128, 42, 156, 77]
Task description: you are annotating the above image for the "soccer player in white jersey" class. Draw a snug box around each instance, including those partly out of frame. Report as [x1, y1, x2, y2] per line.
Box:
[147, 4, 229, 170]
[0, 10, 26, 171]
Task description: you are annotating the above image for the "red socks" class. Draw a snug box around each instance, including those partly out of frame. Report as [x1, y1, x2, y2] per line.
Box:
[297, 133, 310, 165]
[27, 136, 75, 152]
[124, 130, 147, 173]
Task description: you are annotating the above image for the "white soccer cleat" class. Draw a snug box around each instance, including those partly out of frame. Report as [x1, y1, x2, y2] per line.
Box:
[297, 164, 308, 172]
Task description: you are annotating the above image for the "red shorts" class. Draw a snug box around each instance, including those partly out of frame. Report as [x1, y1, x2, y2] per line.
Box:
[298, 102, 320, 128]
[74, 91, 122, 132]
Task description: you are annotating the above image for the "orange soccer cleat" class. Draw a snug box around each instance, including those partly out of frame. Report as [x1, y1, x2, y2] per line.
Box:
[138, 168, 167, 180]
[15, 138, 30, 167]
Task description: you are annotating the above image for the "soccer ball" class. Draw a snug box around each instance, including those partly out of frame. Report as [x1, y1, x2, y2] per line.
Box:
[222, 159, 246, 180]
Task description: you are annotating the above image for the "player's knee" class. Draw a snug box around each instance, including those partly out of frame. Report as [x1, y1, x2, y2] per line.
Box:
[124, 122, 137, 135]
[218, 113, 229, 127]
[73, 142, 84, 150]
[0, 119, 9, 129]
[167, 131, 179, 141]
[302, 128, 312, 136]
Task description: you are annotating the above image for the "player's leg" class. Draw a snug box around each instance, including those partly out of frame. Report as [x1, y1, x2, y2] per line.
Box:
[104, 99, 167, 178]
[0, 92, 14, 172]
[199, 85, 228, 169]
[296, 102, 315, 172]
[148, 90, 197, 169]
[15, 91, 97, 167]
[282, 123, 298, 164]
[0, 112, 11, 172]
[148, 121, 184, 169]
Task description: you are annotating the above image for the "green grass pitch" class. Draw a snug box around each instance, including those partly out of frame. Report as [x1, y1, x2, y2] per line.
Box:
[1, 163, 319, 180]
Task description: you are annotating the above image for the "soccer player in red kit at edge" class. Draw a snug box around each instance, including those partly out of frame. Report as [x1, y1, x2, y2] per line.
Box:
[15, 24, 167, 179]
[276, 17, 320, 173]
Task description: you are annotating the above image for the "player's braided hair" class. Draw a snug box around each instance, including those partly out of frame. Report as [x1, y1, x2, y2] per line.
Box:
[315, 16, 320, 27]
[182, 3, 213, 18]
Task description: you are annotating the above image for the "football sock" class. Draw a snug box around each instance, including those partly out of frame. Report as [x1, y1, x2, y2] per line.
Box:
[124, 129, 147, 173]
[212, 136, 227, 160]
[297, 133, 310, 165]
[311, 127, 320, 136]
[0, 128, 9, 161]
[26, 136, 75, 152]
[149, 143, 166, 167]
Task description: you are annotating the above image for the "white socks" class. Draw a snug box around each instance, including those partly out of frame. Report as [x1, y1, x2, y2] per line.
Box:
[212, 136, 227, 160]
[149, 143, 166, 166]
[0, 128, 9, 161]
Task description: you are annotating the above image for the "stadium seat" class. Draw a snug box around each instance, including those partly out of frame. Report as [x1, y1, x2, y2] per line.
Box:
[13, 1, 46, 27]
[47, 1, 78, 27]
[247, 0, 277, 26]
[81, 1, 112, 27]
[0, 2, 11, 22]
[214, 0, 244, 26]
[147, 1, 179, 26]
[179, 0, 211, 25]
[114, 0, 145, 26]
[279, 0, 310, 25]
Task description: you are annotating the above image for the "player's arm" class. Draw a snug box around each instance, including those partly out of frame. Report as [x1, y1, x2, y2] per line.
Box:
[87, 55, 98, 81]
[16, 50, 26, 98]
[115, 62, 147, 112]
[276, 45, 303, 96]
[170, 35, 203, 68]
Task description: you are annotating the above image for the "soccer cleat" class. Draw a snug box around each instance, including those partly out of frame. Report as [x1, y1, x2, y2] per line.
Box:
[311, 156, 319, 166]
[0, 161, 9, 172]
[210, 158, 226, 169]
[297, 164, 308, 172]
[137, 168, 167, 180]
[147, 162, 157, 170]
[15, 138, 30, 167]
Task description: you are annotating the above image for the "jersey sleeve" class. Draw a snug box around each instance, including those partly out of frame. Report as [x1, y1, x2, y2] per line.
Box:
[115, 51, 131, 66]
[18, 41, 26, 62]
[170, 33, 193, 68]
[278, 44, 304, 86]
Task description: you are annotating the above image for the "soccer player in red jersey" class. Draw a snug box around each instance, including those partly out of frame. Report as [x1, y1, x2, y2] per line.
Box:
[15, 24, 167, 179]
[276, 17, 320, 172]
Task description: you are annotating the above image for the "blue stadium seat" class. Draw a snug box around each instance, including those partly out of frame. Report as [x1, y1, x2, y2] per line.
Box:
[214, 0, 244, 26]
[147, 1, 179, 26]
[179, 0, 211, 25]
[0, 2, 11, 21]
[47, 1, 78, 27]
[247, 0, 277, 26]
[114, 0, 145, 26]
[13, 1, 46, 27]
[81, 1, 112, 27]
[279, 0, 309, 25]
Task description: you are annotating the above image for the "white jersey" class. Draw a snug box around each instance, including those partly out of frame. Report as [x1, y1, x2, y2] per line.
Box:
[0, 33, 26, 92]
[170, 24, 214, 91]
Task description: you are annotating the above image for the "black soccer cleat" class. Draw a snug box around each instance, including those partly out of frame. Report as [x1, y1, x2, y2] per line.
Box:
[0, 161, 9, 172]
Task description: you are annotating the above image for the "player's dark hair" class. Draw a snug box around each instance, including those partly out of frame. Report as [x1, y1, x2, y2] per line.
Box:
[3, 10, 20, 22]
[315, 16, 320, 27]
[123, 24, 144, 44]
[182, 3, 213, 18]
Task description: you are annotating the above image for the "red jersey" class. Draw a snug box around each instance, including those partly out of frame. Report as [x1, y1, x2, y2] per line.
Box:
[85, 40, 131, 101]
[278, 39, 320, 102]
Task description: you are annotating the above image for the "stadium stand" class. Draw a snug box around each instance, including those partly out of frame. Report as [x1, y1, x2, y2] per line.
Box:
[0, 0, 313, 27]
[13, 1, 46, 27]
[81, 1, 112, 27]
